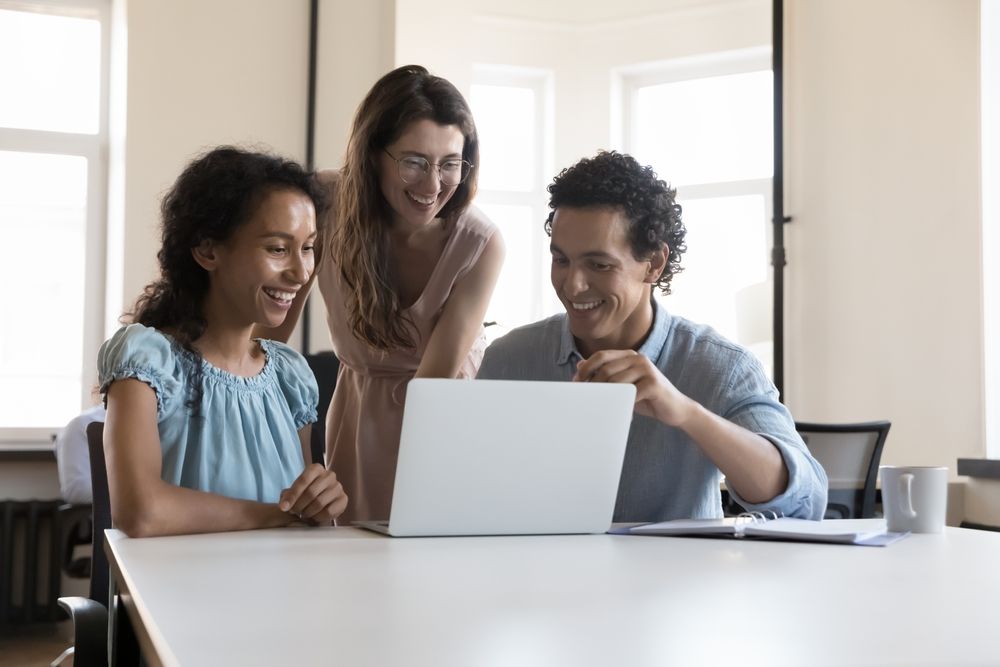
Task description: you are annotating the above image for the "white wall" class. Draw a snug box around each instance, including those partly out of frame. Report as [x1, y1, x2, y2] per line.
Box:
[406, 0, 769, 173]
[784, 0, 983, 470]
[302, 0, 397, 351]
[113, 1, 399, 354]
[110, 0, 989, 473]
[314, 0, 396, 170]
[407, 0, 989, 472]
[114, 0, 771, 352]
[115, 0, 311, 319]
[395, 0, 474, 91]
[983, 0, 1000, 459]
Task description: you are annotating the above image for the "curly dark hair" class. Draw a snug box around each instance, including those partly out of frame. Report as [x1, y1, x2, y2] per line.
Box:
[544, 150, 686, 295]
[126, 146, 329, 411]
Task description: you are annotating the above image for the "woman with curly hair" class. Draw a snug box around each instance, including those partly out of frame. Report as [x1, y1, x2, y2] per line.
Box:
[100, 146, 348, 537]
[259, 66, 504, 522]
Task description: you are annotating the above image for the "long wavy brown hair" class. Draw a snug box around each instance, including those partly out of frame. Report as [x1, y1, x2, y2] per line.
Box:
[330, 65, 480, 351]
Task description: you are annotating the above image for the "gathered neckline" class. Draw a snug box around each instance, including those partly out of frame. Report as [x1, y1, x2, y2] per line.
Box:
[159, 329, 276, 389]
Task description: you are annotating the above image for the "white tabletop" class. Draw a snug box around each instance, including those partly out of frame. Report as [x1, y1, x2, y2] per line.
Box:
[105, 526, 1000, 667]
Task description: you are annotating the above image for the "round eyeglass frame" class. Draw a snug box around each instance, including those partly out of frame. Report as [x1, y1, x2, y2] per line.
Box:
[382, 149, 474, 186]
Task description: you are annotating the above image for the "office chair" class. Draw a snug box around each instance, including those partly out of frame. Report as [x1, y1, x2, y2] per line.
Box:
[52, 422, 111, 667]
[57, 505, 92, 578]
[53, 420, 94, 580]
[796, 420, 891, 519]
[304, 351, 340, 466]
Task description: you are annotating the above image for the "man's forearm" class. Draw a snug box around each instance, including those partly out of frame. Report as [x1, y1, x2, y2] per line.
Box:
[676, 401, 789, 504]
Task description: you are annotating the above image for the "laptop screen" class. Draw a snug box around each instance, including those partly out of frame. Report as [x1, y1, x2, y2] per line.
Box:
[376, 378, 635, 536]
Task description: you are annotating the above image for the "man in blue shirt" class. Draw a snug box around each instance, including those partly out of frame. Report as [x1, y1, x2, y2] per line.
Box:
[477, 151, 827, 521]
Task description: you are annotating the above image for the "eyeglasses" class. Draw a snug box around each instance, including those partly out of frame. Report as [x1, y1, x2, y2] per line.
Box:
[383, 149, 474, 186]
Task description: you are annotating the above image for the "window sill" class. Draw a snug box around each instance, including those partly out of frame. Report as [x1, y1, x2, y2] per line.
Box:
[0, 444, 55, 461]
[957, 458, 1000, 480]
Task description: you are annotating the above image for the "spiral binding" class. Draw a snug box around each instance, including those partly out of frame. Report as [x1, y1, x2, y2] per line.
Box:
[733, 510, 783, 538]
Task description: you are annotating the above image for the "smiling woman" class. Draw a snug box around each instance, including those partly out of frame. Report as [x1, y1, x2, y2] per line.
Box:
[201, 189, 318, 335]
[98, 146, 349, 537]
[255, 65, 506, 522]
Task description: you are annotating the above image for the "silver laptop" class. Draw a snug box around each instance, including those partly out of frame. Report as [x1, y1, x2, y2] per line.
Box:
[354, 378, 635, 537]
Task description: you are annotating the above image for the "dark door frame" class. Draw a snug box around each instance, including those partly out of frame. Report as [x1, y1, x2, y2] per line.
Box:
[772, 0, 789, 398]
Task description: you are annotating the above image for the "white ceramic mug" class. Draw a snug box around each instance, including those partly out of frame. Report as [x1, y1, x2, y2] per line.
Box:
[879, 466, 948, 533]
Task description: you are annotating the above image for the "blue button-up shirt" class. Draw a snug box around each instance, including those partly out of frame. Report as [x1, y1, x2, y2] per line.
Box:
[477, 301, 828, 521]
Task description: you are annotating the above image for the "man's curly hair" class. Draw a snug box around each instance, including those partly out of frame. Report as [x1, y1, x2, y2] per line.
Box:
[544, 151, 686, 295]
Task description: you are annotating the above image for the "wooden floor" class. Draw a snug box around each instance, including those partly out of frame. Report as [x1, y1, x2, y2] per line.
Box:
[0, 623, 73, 667]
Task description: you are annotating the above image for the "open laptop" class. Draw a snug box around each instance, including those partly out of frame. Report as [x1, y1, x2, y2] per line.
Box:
[354, 378, 635, 537]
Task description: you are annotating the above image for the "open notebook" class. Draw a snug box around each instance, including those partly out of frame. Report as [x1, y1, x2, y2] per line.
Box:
[622, 515, 909, 546]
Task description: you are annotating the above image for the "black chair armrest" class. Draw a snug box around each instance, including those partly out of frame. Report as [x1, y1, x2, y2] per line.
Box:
[57, 596, 108, 667]
[56, 503, 94, 578]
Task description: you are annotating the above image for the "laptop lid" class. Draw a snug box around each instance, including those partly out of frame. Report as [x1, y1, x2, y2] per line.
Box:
[378, 378, 635, 537]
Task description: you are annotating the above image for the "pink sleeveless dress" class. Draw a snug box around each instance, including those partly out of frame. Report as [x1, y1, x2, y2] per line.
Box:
[316, 205, 497, 522]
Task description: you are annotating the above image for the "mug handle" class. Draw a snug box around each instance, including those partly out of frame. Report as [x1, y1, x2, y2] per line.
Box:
[898, 473, 917, 519]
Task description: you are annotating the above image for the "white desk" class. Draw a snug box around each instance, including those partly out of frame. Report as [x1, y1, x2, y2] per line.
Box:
[105, 526, 1000, 666]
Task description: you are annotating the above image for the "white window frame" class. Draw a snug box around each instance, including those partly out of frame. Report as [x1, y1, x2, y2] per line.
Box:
[0, 0, 110, 443]
[615, 46, 774, 371]
[471, 64, 559, 326]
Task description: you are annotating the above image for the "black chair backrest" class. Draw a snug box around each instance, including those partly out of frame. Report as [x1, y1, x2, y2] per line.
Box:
[304, 351, 340, 466]
[85, 421, 110, 608]
[796, 420, 891, 519]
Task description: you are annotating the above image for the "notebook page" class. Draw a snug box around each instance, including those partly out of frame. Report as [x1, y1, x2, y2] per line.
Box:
[629, 518, 740, 536]
[742, 518, 893, 543]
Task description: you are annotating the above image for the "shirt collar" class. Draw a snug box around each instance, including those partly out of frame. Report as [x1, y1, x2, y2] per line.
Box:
[636, 298, 670, 361]
[556, 316, 579, 367]
[555, 297, 671, 367]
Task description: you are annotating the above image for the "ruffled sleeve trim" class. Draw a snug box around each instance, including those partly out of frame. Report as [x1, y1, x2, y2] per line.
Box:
[258, 340, 320, 430]
[98, 324, 179, 419]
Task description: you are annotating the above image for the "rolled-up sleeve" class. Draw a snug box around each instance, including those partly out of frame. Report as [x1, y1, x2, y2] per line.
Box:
[721, 355, 828, 520]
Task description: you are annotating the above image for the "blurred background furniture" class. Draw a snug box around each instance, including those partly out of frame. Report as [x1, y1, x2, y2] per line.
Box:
[956, 458, 1000, 531]
[796, 420, 891, 519]
[0, 498, 63, 628]
[304, 351, 340, 466]
[51, 421, 113, 667]
[57, 502, 92, 582]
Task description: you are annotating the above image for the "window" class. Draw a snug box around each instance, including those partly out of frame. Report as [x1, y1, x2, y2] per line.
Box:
[0, 2, 109, 437]
[470, 66, 559, 340]
[619, 48, 774, 374]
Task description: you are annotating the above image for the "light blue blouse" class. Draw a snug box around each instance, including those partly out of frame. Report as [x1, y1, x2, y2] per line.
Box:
[98, 324, 317, 503]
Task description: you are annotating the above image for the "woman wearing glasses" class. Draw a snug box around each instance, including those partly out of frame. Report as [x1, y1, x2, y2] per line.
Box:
[260, 65, 504, 522]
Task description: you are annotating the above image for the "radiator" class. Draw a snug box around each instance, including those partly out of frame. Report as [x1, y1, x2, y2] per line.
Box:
[0, 500, 64, 629]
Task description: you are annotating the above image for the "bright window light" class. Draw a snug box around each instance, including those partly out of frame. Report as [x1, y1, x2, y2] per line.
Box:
[0, 151, 89, 427]
[627, 60, 774, 375]
[633, 70, 773, 186]
[471, 71, 554, 335]
[659, 194, 770, 369]
[478, 203, 546, 336]
[0, 8, 101, 134]
[471, 84, 537, 192]
[0, 3, 106, 436]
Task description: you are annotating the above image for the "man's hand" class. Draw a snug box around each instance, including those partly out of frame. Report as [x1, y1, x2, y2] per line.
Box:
[573, 349, 696, 428]
[576, 350, 789, 504]
[279, 464, 349, 525]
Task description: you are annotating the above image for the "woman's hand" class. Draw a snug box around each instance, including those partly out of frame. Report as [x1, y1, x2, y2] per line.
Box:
[279, 464, 349, 525]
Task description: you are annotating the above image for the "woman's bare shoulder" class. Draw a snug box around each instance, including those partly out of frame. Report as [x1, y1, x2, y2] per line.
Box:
[316, 168, 341, 189]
